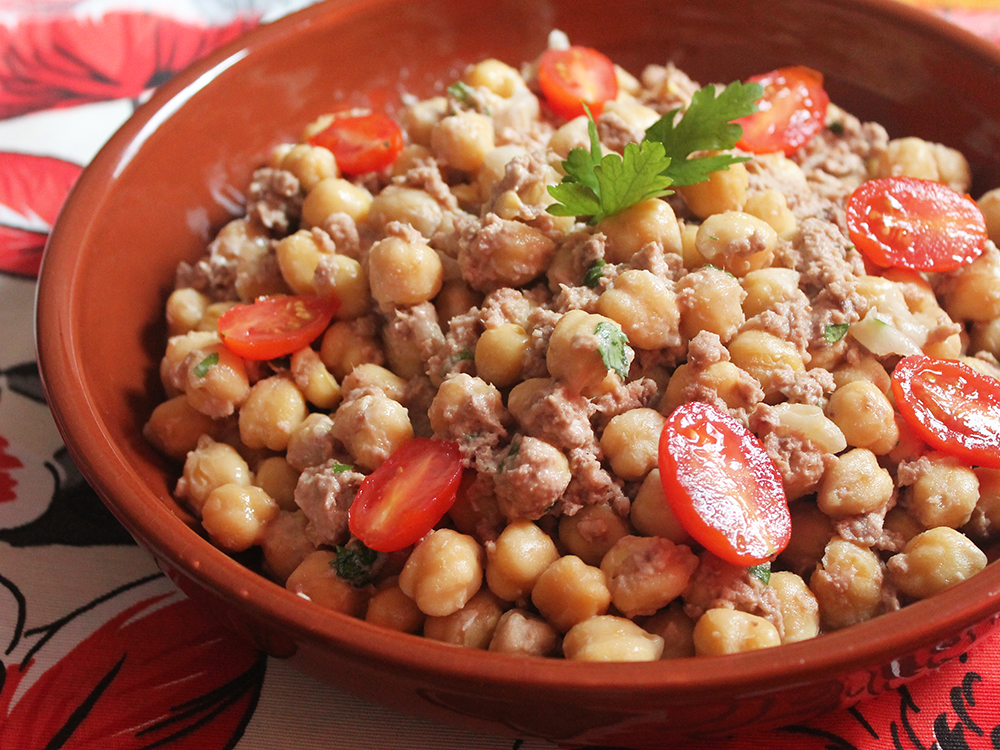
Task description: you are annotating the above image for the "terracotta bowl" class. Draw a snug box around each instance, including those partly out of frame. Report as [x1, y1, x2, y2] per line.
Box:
[35, 0, 1000, 745]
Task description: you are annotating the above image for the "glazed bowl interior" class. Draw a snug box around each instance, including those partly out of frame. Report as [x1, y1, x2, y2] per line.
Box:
[36, 0, 1000, 743]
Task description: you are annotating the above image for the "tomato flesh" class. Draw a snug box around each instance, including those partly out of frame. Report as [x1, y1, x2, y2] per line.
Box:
[349, 438, 463, 552]
[537, 46, 618, 120]
[846, 176, 987, 271]
[892, 355, 1000, 469]
[308, 110, 404, 175]
[218, 294, 338, 360]
[658, 401, 790, 566]
[736, 66, 829, 156]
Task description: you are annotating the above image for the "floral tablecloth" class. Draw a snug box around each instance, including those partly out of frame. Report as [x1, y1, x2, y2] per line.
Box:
[3, 1, 1000, 748]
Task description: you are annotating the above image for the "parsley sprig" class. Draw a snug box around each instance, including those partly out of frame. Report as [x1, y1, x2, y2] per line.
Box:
[547, 80, 763, 224]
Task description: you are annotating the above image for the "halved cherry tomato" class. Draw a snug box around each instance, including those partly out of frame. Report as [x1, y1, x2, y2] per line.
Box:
[658, 401, 790, 566]
[846, 176, 987, 271]
[537, 46, 618, 120]
[349, 438, 463, 552]
[735, 66, 829, 155]
[217, 294, 339, 360]
[308, 110, 404, 175]
[891, 355, 1000, 469]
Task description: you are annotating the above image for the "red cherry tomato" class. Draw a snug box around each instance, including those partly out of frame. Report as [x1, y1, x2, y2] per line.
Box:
[218, 294, 338, 360]
[308, 110, 404, 175]
[537, 46, 618, 120]
[735, 66, 830, 155]
[891, 355, 1000, 469]
[658, 401, 790, 566]
[349, 438, 464, 552]
[846, 177, 987, 272]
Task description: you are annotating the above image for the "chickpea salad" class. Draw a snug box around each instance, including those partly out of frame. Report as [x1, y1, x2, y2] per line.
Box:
[145, 33, 1000, 662]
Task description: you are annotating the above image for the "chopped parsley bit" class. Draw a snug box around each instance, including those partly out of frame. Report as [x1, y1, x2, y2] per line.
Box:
[455, 348, 475, 361]
[828, 121, 845, 135]
[824, 323, 850, 343]
[748, 563, 771, 586]
[447, 81, 488, 114]
[332, 540, 382, 587]
[497, 439, 520, 473]
[330, 461, 353, 474]
[193, 352, 219, 378]
[583, 259, 607, 288]
[594, 320, 632, 381]
[547, 80, 762, 224]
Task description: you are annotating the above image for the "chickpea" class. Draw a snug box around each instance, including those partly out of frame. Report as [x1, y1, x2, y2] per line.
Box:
[769, 571, 819, 644]
[968, 467, 1000, 540]
[286, 550, 370, 616]
[423, 588, 507, 648]
[942, 248, 1000, 322]
[780, 501, 835, 577]
[365, 578, 426, 634]
[694, 211, 777, 276]
[678, 267, 746, 343]
[464, 58, 525, 97]
[431, 111, 495, 172]
[596, 269, 680, 350]
[531, 555, 612, 633]
[826, 380, 898, 454]
[143, 395, 217, 460]
[341, 363, 408, 402]
[727, 329, 804, 399]
[810, 538, 884, 630]
[743, 189, 797, 239]
[600, 535, 699, 618]
[399, 529, 484, 617]
[741, 268, 801, 319]
[175, 434, 251, 516]
[238, 375, 309, 452]
[887, 527, 987, 599]
[903, 453, 980, 529]
[367, 184, 444, 239]
[600, 408, 666, 481]
[201, 483, 279, 552]
[476, 323, 530, 388]
[692, 609, 781, 655]
[254, 456, 300, 511]
[485, 519, 560, 602]
[367, 235, 443, 306]
[278, 143, 338, 190]
[640, 603, 696, 659]
[630, 469, 690, 543]
[302, 177, 372, 226]
[488, 609, 560, 657]
[290, 347, 341, 410]
[596, 198, 683, 262]
[399, 96, 448, 146]
[165, 287, 209, 335]
[314, 253, 369, 319]
[980, 187, 1000, 244]
[558, 504, 630, 567]
[174, 336, 250, 419]
[677, 161, 749, 219]
[459, 217, 556, 292]
[330, 393, 413, 472]
[817, 448, 894, 517]
[563, 615, 664, 662]
[547, 309, 632, 395]
[319, 320, 385, 380]
[261, 510, 314, 583]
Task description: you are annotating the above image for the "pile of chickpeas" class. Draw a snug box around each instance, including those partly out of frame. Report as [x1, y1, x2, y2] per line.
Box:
[144, 44, 1000, 662]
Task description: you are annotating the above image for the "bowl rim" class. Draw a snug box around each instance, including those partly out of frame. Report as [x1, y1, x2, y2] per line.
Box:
[35, 0, 1000, 699]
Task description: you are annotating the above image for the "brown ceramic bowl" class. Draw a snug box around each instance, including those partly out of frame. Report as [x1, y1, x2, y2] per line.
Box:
[35, 0, 1000, 744]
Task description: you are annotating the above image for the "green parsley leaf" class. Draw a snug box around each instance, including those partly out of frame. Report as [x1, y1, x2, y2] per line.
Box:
[448, 81, 476, 104]
[330, 461, 353, 473]
[455, 348, 474, 362]
[193, 352, 219, 378]
[583, 259, 607, 288]
[594, 320, 632, 380]
[824, 323, 850, 343]
[748, 563, 771, 585]
[828, 121, 845, 135]
[547, 111, 673, 224]
[644, 80, 763, 187]
[332, 540, 382, 587]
